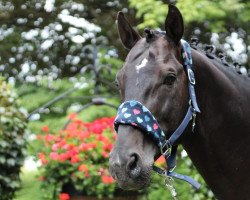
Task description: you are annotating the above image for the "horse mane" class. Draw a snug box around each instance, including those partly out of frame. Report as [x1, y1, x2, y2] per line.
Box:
[189, 37, 250, 79]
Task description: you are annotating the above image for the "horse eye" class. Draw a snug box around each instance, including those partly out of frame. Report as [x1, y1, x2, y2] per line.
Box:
[163, 74, 176, 85]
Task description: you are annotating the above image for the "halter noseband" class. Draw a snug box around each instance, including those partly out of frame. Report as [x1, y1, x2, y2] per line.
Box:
[114, 40, 201, 190]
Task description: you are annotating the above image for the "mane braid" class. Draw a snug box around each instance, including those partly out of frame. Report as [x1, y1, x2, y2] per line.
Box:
[189, 38, 250, 79]
[148, 30, 249, 78]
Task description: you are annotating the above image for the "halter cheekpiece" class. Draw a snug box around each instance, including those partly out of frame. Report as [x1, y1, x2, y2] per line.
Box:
[114, 40, 201, 191]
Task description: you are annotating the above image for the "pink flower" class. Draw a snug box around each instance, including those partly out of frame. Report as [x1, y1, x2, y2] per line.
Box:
[102, 151, 109, 158]
[59, 153, 69, 162]
[50, 152, 59, 160]
[52, 143, 60, 151]
[45, 134, 55, 142]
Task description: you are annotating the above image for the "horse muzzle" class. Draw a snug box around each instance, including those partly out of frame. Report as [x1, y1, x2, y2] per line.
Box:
[109, 139, 152, 190]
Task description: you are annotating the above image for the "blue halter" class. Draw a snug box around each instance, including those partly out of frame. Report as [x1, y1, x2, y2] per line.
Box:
[114, 40, 201, 190]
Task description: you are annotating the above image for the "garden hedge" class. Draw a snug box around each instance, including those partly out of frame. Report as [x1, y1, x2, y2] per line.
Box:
[0, 78, 28, 200]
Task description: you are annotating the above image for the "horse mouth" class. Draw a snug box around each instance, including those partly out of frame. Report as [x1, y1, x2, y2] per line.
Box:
[109, 163, 152, 191]
[115, 175, 151, 191]
[116, 179, 150, 191]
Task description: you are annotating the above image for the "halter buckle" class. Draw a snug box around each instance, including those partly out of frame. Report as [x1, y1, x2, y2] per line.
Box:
[187, 68, 195, 85]
[160, 141, 172, 158]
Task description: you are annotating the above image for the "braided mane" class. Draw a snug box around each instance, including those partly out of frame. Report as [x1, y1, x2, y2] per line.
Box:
[189, 37, 249, 78]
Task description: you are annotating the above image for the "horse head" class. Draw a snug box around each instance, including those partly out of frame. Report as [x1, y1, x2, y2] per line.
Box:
[109, 5, 191, 190]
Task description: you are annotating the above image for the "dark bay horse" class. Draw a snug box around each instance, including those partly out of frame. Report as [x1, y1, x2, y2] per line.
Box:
[109, 5, 250, 200]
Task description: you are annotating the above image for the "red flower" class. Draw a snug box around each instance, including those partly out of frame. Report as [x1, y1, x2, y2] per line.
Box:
[96, 135, 110, 143]
[59, 193, 70, 200]
[101, 175, 114, 184]
[89, 123, 106, 134]
[78, 131, 90, 139]
[68, 112, 77, 120]
[59, 153, 69, 162]
[78, 164, 89, 177]
[88, 142, 97, 149]
[79, 143, 89, 151]
[71, 155, 81, 163]
[41, 126, 49, 133]
[38, 116, 117, 195]
[103, 143, 113, 152]
[38, 152, 48, 165]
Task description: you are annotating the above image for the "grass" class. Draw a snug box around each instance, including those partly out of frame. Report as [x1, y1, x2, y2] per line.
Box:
[15, 169, 43, 200]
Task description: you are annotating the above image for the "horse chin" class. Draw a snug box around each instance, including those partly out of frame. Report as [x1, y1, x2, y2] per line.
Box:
[112, 163, 153, 191]
[117, 179, 150, 191]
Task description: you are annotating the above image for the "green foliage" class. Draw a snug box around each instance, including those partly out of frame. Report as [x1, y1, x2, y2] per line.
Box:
[129, 0, 247, 32]
[14, 170, 43, 200]
[177, 0, 245, 32]
[129, 0, 167, 29]
[0, 77, 28, 200]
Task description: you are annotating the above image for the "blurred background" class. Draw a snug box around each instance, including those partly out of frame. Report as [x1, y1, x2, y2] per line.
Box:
[0, 0, 249, 200]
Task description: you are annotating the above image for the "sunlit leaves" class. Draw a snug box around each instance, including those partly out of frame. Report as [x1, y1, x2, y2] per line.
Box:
[0, 78, 28, 200]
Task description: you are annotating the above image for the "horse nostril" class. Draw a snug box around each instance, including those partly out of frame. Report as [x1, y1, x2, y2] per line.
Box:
[128, 154, 137, 170]
[127, 153, 141, 178]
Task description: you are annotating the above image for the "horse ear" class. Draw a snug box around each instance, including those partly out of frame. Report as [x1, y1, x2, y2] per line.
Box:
[165, 5, 184, 45]
[117, 11, 141, 50]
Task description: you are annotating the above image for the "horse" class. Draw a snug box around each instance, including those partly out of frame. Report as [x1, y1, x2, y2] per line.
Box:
[109, 5, 250, 200]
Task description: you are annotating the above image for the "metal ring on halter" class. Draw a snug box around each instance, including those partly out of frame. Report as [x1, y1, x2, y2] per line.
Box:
[160, 140, 172, 158]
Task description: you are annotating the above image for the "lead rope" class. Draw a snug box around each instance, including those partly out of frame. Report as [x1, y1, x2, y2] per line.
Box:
[165, 176, 178, 199]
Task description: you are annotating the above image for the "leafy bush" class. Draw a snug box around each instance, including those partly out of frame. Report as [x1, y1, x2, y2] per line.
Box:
[37, 114, 116, 199]
[0, 78, 28, 200]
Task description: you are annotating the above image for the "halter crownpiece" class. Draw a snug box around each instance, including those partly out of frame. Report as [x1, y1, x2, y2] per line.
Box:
[114, 39, 201, 190]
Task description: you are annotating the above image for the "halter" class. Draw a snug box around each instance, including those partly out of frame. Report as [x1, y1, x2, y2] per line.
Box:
[114, 40, 201, 192]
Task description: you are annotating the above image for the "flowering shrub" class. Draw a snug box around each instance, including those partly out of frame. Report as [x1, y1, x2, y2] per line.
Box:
[37, 115, 116, 199]
[0, 78, 28, 200]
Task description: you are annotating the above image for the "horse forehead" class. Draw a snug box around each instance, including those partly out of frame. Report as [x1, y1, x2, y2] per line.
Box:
[153, 37, 173, 54]
[126, 37, 171, 63]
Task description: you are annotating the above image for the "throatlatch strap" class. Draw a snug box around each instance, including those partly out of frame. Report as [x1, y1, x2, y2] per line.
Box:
[167, 106, 193, 146]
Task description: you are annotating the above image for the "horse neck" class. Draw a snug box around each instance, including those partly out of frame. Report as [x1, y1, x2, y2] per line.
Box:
[181, 49, 250, 199]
